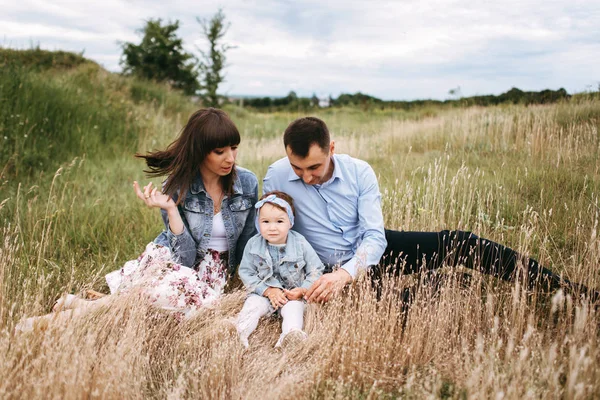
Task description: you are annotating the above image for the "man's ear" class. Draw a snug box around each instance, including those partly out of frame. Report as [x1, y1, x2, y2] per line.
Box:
[329, 141, 335, 155]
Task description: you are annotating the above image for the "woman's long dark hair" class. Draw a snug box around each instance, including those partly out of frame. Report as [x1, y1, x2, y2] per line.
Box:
[136, 108, 241, 204]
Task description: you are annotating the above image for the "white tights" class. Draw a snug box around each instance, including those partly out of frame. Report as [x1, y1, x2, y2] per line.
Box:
[236, 294, 305, 347]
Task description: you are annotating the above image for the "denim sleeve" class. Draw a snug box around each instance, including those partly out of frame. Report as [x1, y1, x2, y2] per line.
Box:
[299, 237, 325, 290]
[340, 164, 387, 278]
[155, 204, 197, 268]
[234, 175, 259, 266]
[237, 236, 269, 296]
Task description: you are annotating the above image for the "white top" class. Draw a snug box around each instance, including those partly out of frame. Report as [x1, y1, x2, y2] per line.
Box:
[207, 212, 228, 252]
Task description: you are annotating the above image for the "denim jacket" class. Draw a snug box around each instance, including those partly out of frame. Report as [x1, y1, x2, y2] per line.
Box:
[238, 230, 324, 296]
[154, 166, 258, 275]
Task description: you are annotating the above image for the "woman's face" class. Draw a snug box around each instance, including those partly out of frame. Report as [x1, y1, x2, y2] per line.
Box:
[201, 145, 238, 178]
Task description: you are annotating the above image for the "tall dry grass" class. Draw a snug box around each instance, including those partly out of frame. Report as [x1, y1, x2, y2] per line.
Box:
[1, 100, 600, 399]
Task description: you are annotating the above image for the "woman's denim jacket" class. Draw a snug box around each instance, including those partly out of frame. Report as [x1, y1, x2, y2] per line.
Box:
[154, 166, 258, 275]
[238, 230, 324, 296]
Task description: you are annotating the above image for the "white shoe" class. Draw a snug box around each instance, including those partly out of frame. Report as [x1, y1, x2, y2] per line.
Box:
[275, 329, 308, 349]
[227, 318, 250, 349]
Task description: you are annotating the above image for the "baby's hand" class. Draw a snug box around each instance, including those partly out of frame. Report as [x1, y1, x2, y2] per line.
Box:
[264, 287, 287, 309]
[284, 287, 307, 300]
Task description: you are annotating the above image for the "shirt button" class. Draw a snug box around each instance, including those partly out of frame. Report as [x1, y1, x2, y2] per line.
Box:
[279, 248, 285, 253]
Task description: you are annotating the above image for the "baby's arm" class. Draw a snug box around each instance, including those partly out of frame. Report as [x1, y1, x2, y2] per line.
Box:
[264, 287, 288, 308]
[284, 237, 325, 300]
[238, 238, 270, 296]
[299, 237, 325, 290]
[284, 287, 307, 300]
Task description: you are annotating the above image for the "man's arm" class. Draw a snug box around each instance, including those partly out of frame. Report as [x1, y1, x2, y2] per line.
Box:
[305, 163, 387, 302]
[339, 164, 387, 278]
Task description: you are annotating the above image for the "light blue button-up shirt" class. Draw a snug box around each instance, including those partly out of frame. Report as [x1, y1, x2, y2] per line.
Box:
[263, 154, 387, 278]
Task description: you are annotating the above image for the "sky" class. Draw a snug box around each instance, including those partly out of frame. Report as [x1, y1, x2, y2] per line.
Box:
[2, 0, 599, 100]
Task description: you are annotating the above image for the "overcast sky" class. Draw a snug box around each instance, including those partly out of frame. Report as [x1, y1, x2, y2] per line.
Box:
[2, 0, 599, 100]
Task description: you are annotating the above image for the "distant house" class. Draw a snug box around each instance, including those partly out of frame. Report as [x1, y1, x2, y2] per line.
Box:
[318, 96, 330, 108]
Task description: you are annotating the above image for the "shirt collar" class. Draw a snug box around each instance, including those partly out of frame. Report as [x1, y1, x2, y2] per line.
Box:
[190, 172, 206, 194]
[286, 155, 344, 183]
[231, 172, 244, 195]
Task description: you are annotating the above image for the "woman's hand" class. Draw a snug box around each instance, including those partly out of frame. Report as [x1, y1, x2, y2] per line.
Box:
[133, 181, 176, 211]
[264, 287, 288, 309]
[134, 181, 184, 235]
[284, 287, 307, 301]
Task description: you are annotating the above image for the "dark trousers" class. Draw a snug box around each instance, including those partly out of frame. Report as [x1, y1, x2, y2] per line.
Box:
[371, 229, 586, 295]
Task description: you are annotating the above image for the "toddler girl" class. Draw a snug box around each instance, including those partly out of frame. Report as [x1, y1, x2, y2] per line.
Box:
[236, 191, 323, 348]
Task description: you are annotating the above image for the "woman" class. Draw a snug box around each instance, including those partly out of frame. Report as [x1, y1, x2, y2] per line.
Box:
[17, 108, 258, 331]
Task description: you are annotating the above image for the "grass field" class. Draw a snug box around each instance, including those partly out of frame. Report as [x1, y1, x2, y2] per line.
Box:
[1, 56, 599, 398]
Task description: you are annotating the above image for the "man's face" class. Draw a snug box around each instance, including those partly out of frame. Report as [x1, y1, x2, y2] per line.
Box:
[286, 142, 335, 185]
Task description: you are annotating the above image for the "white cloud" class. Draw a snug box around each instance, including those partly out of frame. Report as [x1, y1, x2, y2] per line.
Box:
[1, 21, 135, 42]
[1, 0, 599, 99]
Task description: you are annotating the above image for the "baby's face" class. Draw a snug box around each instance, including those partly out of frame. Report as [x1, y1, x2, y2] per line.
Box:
[258, 203, 291, 245]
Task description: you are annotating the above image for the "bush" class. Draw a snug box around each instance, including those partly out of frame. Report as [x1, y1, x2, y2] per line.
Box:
[0, 64, 139, 178]
[0, 47, 90, 70]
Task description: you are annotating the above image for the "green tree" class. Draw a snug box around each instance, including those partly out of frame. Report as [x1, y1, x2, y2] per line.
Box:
[120, 19, 199, 95]
[311, 93, 319, 107]
[197, 9, 233, 107]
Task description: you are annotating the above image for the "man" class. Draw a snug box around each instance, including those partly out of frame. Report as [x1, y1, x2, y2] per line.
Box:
[263, 117, 592, 303]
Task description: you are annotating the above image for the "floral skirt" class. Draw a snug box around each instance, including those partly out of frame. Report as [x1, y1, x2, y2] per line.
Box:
[105, 243, 228, 320]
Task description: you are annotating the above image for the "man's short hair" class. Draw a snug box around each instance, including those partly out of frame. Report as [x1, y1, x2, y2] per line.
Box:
[283, 117, 330, 157]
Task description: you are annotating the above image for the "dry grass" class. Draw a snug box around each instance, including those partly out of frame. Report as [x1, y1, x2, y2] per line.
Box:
[1, 101, 600, 399]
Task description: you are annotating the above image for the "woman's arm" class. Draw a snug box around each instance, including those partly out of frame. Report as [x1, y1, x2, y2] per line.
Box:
[134, 181, 197, 267]
[158, 207, 197, 267]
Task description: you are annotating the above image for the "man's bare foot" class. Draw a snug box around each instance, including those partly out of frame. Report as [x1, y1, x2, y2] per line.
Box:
[52, 294, 79, 312]
[84, 290, 107, 300]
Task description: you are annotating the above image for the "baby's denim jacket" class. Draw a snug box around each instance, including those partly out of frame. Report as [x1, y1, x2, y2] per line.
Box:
[238, 230, 324, 296]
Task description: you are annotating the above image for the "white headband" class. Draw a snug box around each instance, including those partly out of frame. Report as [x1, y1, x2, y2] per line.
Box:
[254, 194, 294, 231]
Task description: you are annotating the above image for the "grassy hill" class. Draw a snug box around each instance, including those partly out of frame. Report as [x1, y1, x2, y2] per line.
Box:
[1, 48, 600, 399]
[0, 48, 196, 179]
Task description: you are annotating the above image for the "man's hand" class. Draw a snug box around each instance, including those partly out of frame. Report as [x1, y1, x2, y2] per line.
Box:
[264, 287, 287, 309]
[305, 269, 352, 303]
[284, 287, 307, 300]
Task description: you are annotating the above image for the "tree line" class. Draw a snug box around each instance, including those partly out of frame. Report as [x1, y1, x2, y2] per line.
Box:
[241, 87, 571, 112]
